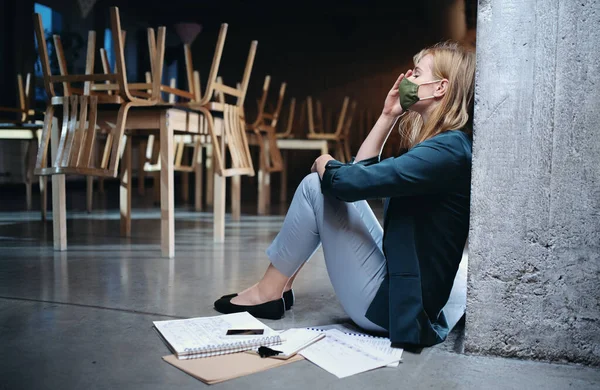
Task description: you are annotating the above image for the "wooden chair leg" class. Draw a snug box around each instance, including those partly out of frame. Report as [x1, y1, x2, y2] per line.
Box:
[206, 144, 214, 207]
[257, 139, 270, 215]
[138, 139, 146, 196]
[343, 139, 352, 163]
[160, 112, 175, 257]
[213, 172, 225, 243]
[336, 142, 345, 162]
[25, 138, 38, 211]
[120, 136, 132, 237]
[50, 111, 67, 250]
[40, 176, 47, 221]
[194, 146, 203, 212]
[231, 175, 241, 221]
[97, 139, 105, 193]
[257, 167, 266, 215]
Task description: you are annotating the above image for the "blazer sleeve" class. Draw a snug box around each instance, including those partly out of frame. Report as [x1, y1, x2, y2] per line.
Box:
[320, 133, 468, 202]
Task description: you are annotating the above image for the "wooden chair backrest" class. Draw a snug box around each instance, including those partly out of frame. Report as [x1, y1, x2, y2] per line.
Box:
[33, 9, 159, 178]
[184, 44, 201, 102]
[185, 24, 257, 109]
[252, 75, 287, 130]
[276, 97, 296, 138]
[343, 100, 357, 137]
[34, 9, 151, 105]
[307, 96, 349, 137]
[110, 6, 162, 104]
[0, 74, 33, 123]
[179, 25, 257, 178]
[18, 74, 33, 122]
[34, 13, 113, 177]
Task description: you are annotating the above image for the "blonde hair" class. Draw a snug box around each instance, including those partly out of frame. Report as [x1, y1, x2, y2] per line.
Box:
[398, 41, 476, 150]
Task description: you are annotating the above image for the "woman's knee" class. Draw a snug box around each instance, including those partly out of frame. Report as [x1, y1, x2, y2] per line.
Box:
[297, 172, 321, 204]
[300, 172, 321, 193]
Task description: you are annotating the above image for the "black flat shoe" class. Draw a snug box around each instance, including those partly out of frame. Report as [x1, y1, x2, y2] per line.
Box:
[220, 289, 295, 310]
[214, 296, 285, 320]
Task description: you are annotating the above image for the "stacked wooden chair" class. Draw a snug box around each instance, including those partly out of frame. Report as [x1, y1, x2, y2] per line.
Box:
[184, 31, 257, 223]
[33, 6, 258, 254]
[246, 75, 287, 214]
[0, 73, 46, 218]
[273, 95, 357, 202]
[306, 96, 357, 163]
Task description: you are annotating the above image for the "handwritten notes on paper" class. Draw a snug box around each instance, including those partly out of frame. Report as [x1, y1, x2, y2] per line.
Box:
[300, 329, 401, 378]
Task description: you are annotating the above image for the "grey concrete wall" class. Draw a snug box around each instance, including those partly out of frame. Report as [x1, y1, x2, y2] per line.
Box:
[467, 0, 600, 365]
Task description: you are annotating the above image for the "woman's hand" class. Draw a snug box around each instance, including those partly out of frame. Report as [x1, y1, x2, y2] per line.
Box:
[382, 69, 413, 117]
[311, 154, 334, 179]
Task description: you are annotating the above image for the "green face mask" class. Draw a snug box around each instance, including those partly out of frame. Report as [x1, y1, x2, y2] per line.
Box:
[398, 77, 442, 111]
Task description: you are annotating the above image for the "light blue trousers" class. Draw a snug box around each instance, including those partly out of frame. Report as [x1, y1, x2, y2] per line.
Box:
[267, 173, 387, 332]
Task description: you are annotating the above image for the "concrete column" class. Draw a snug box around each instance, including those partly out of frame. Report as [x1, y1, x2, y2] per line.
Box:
[467, 0, 600, 365]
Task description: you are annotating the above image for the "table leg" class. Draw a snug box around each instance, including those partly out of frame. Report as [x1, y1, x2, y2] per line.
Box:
[321, 142, 328, 156]
[194, 146, 203, 212]
[120, 136, 132, 237]
[40, 176, 47, 221]
[160, 112, 175, 257]
[257, 139, 269, 215]
[213, 171, 225, 243]
[206, 144, 214, 207]
[231, 175, 241, 221]
[280, 150, 288, 203]
[257, 166, 265, 215]
[51, 115, 66, 251]
[138, 139, 146, 196]
[25, 139, 37, 211]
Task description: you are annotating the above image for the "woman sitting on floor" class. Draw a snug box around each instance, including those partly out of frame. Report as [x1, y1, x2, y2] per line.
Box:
[214, 41, 475, 348]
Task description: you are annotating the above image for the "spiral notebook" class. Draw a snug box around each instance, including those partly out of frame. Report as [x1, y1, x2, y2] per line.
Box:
[300, 329, 402, 378]
[153, 312, 282, 360]
[305, 325, 403, 368]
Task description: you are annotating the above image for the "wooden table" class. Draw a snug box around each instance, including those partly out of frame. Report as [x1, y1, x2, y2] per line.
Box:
[51, 107, 219, 258]
[275, 138, 328, 203]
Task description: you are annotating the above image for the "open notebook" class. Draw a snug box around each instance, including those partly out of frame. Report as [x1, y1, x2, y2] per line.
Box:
[153, 312, 282, 359]
[300, 329, 402, 378]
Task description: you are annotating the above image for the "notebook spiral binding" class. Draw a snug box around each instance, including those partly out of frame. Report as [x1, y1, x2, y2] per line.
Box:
[178, 335, 282, 360]
[305, 327, 386, 340]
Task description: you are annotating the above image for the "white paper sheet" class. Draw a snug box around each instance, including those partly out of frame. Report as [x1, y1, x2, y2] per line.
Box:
[334, 331, 403, 368]
[299, 329, 400, 378]
[305, 324, 403, 367]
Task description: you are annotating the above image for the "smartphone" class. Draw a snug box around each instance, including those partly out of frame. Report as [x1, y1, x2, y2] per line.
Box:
[226, 328, 265, 336]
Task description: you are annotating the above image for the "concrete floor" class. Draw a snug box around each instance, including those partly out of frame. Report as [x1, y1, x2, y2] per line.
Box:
[0, 183, 599, 389]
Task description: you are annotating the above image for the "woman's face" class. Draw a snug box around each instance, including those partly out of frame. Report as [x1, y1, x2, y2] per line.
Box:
[406, 54, 443, 114]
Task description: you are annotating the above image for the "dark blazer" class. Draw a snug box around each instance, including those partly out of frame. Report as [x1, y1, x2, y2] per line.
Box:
[320, 129, 472, 347]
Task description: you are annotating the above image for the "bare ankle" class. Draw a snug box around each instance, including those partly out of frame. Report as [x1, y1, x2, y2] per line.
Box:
[256, 282, 283, 301]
